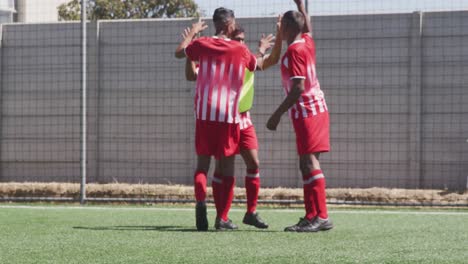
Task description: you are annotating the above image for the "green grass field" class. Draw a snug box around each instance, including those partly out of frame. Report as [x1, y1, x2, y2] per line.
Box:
[0, 205, 467, 264]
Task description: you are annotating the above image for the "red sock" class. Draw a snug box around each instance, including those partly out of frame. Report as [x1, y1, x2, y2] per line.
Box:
[245, 169, 260, 213]
[302, 173, 317, 220]
[310, 170, 328, 219]
[194, 170, 207, 202]
[212, 174, 223, 219]
[221, 176, 235, 221]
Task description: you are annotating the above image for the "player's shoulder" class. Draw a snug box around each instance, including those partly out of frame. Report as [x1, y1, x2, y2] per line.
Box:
[232, 42, 253, 56]
[302, 33, 314, 41]
[286, 43, 306, 57]
[288, 34, 314, 55]
[192, 36, 212, 45]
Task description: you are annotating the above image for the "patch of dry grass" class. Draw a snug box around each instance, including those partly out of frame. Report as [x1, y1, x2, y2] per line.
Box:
[0, 182, 467, 205]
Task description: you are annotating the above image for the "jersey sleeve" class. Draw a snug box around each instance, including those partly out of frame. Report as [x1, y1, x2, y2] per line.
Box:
[287, 49, 307, 80]
[185, 39, 203, 62]
[242, 47, 257, 72]
[302, 33, 313, 42]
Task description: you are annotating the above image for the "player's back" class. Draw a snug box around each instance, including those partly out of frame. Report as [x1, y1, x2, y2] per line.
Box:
[185, 37, 257, 123]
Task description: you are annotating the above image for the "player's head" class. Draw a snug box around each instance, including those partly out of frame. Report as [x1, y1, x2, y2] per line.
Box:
[213, 7, 236, 36]
[281, 10, 304, 40]
[231, 24, 245, 43]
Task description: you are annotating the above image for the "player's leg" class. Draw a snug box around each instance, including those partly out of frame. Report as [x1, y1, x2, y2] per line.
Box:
[193, 155, 210, 231]
[299, 152, 319, 220]
[241, 148, 261, 214]
[239, 126, 268, 229]
[194, 120, 213, 231]
[213, 155, 238, 230]
[195, 155, 210, 203]
[285, 152, 333, 232]
[285, 113, 332, 232]
[212, 159, 223, 228]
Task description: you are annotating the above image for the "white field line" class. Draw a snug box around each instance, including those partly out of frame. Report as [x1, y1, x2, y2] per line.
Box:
[0, 205, 467, 216]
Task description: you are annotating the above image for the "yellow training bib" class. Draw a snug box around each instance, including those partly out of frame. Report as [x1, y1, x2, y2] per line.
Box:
[238, 69, 254, 113]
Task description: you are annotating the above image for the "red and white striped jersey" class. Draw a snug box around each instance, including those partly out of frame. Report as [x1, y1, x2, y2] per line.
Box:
[239, 111, 253, 130]
[280, 33, 328, 119]
[185, 37, 257, 123]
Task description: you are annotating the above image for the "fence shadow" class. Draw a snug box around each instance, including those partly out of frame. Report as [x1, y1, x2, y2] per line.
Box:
[73, 225, 200, 232]
[72, 225, 280, 233]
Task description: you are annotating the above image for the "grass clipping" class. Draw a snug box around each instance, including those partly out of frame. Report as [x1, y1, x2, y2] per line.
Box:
[0, 182, 467, 205]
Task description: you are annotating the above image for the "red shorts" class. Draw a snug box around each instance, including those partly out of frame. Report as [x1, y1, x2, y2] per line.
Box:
[195, 119, 240, 159]
[292, 112, 330, 155]
[240, 125, 258, 150]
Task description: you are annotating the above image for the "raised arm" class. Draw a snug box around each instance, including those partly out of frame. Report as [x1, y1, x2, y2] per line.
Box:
[180, 27, 199, 81]
[259, 15, 283, 70]
[185, 59, 198, 81]
[294, 0, 312, 34]
[255, 33, 274, 70]
[175, 19, 207, 59]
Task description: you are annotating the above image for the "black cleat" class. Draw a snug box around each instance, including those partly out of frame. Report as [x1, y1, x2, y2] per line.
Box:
[243, 212, 269, 229]
[296, 217, 334, 232]
[214, 217, 238, 231]
[195, 202, 208, 231]
[284, 217, 313, 232]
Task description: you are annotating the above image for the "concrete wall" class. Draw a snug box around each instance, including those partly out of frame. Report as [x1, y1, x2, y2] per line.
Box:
[0, 12, 467, 190]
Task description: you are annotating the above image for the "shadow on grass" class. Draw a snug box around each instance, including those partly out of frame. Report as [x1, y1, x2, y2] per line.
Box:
[73, 225, 280, 233]
[73, 226, 201, 232]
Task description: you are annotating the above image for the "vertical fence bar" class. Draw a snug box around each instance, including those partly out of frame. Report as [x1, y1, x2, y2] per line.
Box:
[80, 0, 87, 204]
[409, 12, 423, 189]
[0, 24, 3, 182]
[94, 20, 101, 183]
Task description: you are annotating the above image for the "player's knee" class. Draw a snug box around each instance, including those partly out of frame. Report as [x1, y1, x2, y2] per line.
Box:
[196, 156, 211, 172]
[247, 158, 260, 171]
[299, 160, 314, 176]
[196, 162, 210, 173]
[299, 161, 307, 176]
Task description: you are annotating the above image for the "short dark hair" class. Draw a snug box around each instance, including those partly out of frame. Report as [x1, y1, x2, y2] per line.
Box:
[232, 24, 245, 36]
[282, 10, 304, 34]
[213, 7, 235, 33]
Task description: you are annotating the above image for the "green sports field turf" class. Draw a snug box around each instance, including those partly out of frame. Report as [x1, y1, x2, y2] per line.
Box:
[0, 205, 467, 264]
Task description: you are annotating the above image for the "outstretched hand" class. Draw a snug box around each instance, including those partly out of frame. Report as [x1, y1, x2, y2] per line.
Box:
[258, 34, 275, 55]
[276, 14, 283, 31]
[181, 27, 194, 40]
[276, 14, 283, 37]
[191, 18, 208, 35]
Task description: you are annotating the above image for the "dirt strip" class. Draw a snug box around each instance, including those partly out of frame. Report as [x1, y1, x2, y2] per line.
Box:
[1, 182, 467, 205]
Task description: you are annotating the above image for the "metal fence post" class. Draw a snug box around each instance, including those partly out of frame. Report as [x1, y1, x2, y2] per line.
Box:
[80, 0, 88, 204]
[0, 24, 3, 182]
[409, 12, 423, 188]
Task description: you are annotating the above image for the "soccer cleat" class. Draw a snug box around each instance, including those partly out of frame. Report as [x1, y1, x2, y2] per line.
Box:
[243, 212, 269, 229]
[214, 217, 238, 231]
[284, 217, 313, 232]
[296, 217, 334, 232]
[195, 202, 208, 231]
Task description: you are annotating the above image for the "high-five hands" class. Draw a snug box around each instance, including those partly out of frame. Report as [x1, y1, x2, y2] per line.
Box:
[258, 34, 275, 55]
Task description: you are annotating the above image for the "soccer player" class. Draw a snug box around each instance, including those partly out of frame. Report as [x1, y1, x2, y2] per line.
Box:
[183, 22, 282, 230]
[266, 0, 333, 232]
[175, 8, 261, 231]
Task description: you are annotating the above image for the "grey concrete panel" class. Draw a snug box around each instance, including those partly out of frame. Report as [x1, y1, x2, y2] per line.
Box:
[423, 11, 468, 37]
[1, 140, 79, 161]
[1, 162, 80, 182]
